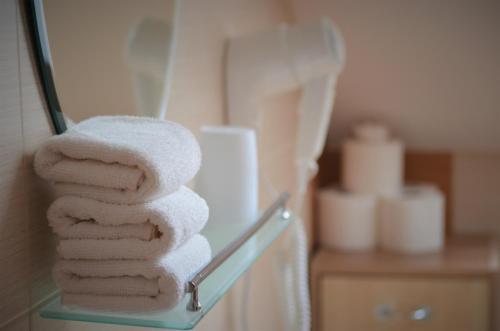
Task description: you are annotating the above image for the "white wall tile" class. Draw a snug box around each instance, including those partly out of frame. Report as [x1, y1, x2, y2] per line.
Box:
[0, 0, 31, 327]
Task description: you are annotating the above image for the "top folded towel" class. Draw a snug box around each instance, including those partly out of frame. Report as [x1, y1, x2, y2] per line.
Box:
[34, 116, 201, 204]
[49, 186, 209, 260]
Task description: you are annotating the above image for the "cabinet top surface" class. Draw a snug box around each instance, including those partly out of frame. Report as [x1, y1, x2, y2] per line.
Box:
[313, 236, 499, 277]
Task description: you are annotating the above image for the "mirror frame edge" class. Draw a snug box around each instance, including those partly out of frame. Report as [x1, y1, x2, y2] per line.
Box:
[24, 0, 67, 134]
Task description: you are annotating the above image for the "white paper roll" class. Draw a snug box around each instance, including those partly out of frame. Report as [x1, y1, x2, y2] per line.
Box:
[353, 122, 389, 142]
[318, 188, 377, 251]
[341, 139, 403, 196]
[380, 185, 444, 254]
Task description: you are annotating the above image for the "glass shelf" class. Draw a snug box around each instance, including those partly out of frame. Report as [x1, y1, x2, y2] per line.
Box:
[39, 199, 293, 330]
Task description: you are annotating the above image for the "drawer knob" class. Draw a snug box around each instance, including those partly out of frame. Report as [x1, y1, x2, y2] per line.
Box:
[410, 305, 432, 321]
[374, 304, 396, 320]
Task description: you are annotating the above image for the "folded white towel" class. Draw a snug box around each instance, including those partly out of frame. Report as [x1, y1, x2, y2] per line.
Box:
[49, 186, 209, 260]
[54, 234, 211, 312]
[34, 116, 201, 204]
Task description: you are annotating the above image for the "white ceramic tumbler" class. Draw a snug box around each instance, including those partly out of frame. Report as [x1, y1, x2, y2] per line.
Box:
[195, 126, 258, 253]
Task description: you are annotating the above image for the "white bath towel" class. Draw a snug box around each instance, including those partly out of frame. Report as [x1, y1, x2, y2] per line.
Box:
[34, 116, 201, 204]
[49, 186, 209, 260]
[54, 234, 211, 312]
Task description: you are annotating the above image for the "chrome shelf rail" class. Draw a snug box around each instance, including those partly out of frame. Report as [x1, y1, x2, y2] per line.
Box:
[186, 192, 291, 311]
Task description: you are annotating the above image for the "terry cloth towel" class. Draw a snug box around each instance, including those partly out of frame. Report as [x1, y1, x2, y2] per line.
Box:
[54, 235, 211, 312]
[49, 186, 209, 260]
[34, 116, 201, 204]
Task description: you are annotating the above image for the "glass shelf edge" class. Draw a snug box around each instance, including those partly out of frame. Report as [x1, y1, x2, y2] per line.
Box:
[39, 211, 294, 330]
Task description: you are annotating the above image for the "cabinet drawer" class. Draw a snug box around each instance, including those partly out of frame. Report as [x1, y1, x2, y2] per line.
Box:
[319, 276, 490, 331]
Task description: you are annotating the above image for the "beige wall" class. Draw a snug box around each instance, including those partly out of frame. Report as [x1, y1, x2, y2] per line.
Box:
[1, 0, 303, 330]
[290, 0, 500, 154]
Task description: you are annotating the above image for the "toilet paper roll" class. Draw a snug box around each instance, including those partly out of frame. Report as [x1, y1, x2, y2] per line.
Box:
[353, 122, 389, 142]
[341, 139, 403, 196]
[318, 188, 377, 251]
[380, 185, 444, 254]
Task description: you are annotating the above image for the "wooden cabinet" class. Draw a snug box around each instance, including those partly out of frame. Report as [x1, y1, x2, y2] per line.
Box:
[311, 237, 498, 331]
[320, 276, 489, 331]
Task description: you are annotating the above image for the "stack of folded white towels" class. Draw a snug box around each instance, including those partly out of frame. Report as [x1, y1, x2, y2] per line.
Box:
[34, 116, 211, 312]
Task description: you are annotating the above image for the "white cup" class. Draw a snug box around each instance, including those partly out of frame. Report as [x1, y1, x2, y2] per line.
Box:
[195, 126, 258, 253]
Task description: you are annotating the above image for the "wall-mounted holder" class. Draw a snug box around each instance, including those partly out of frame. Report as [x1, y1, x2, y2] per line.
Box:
[39, 192, 292, 330]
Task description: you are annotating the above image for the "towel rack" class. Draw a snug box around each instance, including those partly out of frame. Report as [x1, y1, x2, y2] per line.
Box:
[187, 192, 291, 311]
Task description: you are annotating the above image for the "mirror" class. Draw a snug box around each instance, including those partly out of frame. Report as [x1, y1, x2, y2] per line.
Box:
[28, 0, 178, 133]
